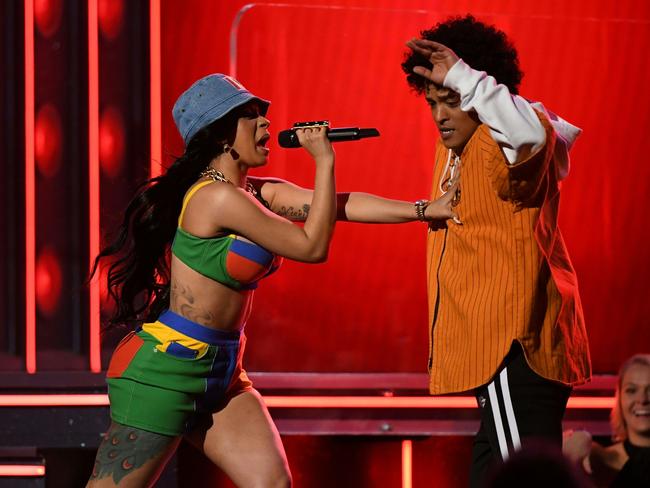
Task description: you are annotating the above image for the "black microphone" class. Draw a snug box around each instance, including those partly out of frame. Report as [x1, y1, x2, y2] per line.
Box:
[278, 121, 380, 148]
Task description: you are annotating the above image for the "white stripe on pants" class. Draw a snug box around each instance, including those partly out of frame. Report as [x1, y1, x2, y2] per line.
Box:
[487, 366, 521, 461]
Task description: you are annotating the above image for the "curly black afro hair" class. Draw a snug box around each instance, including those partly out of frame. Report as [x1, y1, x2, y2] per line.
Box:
[401, 15, 523, 95]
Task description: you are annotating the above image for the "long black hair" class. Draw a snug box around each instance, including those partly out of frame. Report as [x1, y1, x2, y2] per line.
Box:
[91, 111, 239, 329]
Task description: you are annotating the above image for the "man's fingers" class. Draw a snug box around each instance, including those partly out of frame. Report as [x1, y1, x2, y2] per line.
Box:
[413, 66, 434, 80]
[406, 39, 431, 57]
[412, 38, 446, 50]
[407, 38, 447, 54]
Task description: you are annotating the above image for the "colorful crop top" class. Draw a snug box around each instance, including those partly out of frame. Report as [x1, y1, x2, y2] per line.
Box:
[171, 180, 282, 290]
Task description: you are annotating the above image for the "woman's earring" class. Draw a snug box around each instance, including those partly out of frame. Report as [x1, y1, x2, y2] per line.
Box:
[223, 144, 231, 154]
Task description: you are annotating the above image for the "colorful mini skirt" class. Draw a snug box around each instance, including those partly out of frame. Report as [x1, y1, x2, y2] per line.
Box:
[106, 309, 252, 436]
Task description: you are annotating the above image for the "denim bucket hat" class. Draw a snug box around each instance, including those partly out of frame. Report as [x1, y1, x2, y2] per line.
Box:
[172, 74, 270, 145]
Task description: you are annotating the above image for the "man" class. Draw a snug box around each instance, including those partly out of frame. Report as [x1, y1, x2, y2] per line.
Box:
[402, 15, 591, 486]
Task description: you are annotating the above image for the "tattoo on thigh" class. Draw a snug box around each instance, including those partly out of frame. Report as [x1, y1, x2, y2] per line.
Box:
[90, 423, 174, 483]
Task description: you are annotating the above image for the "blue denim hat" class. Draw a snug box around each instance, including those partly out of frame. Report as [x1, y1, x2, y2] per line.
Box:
[172, 74, 270, 145]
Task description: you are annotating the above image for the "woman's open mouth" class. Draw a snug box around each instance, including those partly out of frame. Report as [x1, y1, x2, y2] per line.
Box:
[257, 134, 270, 154]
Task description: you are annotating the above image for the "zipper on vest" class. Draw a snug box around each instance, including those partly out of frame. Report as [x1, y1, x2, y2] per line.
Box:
[428, 228, 448, 372]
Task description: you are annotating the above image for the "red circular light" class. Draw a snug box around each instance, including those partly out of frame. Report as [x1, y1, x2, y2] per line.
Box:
[35, 104, 63, 178]
[36, 247, 63, 318]
[98, 0, 125, 40]
[34, 0, 63, 38]
[99, 107, 126, 178]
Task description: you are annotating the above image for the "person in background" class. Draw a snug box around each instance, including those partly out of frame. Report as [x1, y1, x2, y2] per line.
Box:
[86, 73, 459, 487]
[402, 15, 591, 487]
[564, 353, 650, 487]
[486, 440, 591, 488]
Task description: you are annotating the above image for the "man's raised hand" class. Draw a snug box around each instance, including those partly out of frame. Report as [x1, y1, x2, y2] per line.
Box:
[406, 39, 460, 85]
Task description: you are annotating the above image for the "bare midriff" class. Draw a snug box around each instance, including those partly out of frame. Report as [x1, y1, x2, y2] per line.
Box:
[169, 255, 253, 331]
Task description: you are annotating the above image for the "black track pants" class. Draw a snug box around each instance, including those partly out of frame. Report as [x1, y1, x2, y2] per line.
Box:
[468, 343, 572, 488]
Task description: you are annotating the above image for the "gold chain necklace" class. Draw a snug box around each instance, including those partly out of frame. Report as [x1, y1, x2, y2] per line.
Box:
[198, 166, 257, 195]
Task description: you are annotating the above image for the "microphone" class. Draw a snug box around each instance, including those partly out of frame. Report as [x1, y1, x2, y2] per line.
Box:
[278, 121, 380, 148]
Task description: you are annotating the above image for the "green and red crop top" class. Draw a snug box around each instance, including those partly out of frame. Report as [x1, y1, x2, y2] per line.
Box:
[171, 180, 282, 290]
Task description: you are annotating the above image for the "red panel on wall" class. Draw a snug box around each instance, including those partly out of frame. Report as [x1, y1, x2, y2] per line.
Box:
[232, 5, 434, 373]
[161, 1, 650, 374]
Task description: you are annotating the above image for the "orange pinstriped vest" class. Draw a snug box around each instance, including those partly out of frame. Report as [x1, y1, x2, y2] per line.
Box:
[426, 114, 591, 395]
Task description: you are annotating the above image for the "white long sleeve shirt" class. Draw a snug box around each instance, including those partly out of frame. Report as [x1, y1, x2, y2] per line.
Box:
[443, 59, 581, 177]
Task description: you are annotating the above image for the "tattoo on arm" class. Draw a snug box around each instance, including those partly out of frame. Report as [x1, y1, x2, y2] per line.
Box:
[277, 204, 311, 221]
[90, 422, 176, 483]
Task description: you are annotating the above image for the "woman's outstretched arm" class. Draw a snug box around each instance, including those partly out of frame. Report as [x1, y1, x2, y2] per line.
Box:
[250, 177, 460, 224]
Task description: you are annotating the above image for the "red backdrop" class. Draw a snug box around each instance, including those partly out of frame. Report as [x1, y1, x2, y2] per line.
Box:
[161, 0, 650, 374]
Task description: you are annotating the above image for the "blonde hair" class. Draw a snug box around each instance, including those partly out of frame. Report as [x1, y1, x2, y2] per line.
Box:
[611, 354, 650, 442]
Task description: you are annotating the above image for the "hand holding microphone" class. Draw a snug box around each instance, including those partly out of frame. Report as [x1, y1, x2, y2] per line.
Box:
[293, 121, 335, 163]
[278, 121, 380, 148]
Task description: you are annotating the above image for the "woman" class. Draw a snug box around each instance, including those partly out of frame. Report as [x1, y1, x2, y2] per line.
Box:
[563, 354, 650, 487]
[87, 73, 459, 487]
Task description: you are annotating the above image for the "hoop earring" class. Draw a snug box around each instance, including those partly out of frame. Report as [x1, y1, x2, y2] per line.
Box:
[223, 143, 231, 154]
